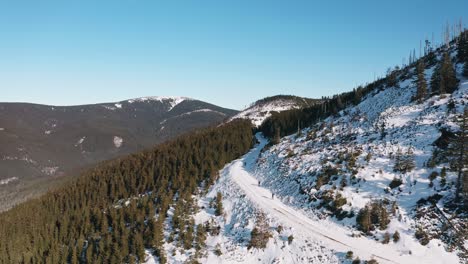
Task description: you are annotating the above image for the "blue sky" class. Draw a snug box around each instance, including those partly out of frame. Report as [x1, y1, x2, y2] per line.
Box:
[1, 1, 467, 110]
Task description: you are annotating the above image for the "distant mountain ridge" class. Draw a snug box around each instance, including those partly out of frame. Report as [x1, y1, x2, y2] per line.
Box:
[0, 96, 237, 211]
[230, 95, 320, 127]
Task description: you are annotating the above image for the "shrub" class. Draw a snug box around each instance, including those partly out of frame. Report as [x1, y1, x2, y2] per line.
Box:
[249, 213, 271, 249]
[214, 192, 223, 216]
[393, 231, 400, 242]
[357, 201, 390, 233]
[214, 244, 222, 256]
[382, 232, 390, 244]
[352, 257, 361, 264]
[389, 178, 403, 189]
[415, 227, 430, 245]
[346, 251, 354, 259]
[428, 171, 439, 182]
[287, 235, 294, 245]
[276, 225, 283, 233]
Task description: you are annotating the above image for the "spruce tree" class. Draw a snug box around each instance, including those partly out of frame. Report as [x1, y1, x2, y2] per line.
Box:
[195, 224, 207, 251]
[248, 212, 271, 249]
[214, 192, 223, 216]
[356, 206, 371, 233]
[134, 233, 145, 262]
[464, 61, 468, 78]
[415, 60, 428, 103]
[431, 52, 459, 95]
[448, 107, 468, 201]
[457, 30, 468, 63]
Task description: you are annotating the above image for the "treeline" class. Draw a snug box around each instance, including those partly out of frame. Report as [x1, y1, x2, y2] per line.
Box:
[258, 77, 387, 139]
[259, 30, 467, 140]
[0, 120, 253, 264]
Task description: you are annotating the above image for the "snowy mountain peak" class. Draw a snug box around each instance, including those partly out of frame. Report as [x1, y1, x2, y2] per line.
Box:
[126, 96, 192, 110]
[230, 95, 319, 127]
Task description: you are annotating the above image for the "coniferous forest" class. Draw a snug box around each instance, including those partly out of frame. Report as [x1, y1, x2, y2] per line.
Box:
[0, 120, 253, 264]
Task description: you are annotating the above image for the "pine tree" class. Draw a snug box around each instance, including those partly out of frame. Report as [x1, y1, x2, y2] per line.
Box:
[69, 246, 79, 264]
[386, 67, 399, 88]
[431, 52, 459, 95]
[448, 107, 468, 201]
[441, 52, 459, 94]
[214, 192, 223, 216]
[272, 127, 281, 145]
[463, 61, 468, 78]
[394, 147, 415, 173]
[356, 206, 371, 233]
[457, 30, 468, 63]
[415, 60, 428, 103]
[152, 219, 164, 254]
[195, 224, 207, 251]
[248, 212, 271, 249]
[393, 148, 403, 172]
[134, 233, 145, 262]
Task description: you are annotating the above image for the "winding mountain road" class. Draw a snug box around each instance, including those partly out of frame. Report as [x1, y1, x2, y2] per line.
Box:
[226, 134, 456, 264]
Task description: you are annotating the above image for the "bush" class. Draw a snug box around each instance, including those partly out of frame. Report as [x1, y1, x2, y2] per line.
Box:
[428, 171, 438, 182]
[214, 192, 223, 216]
[276, 225, 283, 234]
[248, 213, 271, 249]
[214, 244, 222, 256]
[346, 251, 354, 259]
[366, 259, 379, 264]
[393, 231, 400, 242]
[352, 257, 361, 264]
[415, 227, 430, 245]
[382, 232, 390, 244]
[389, 178, 403, 189]
[287, 235, 294, 245]
[356, 201, 390, 233]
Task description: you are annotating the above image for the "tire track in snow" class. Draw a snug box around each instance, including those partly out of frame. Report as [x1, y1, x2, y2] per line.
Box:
[225, 135, 422, 264]
[230, 161, 398, 263]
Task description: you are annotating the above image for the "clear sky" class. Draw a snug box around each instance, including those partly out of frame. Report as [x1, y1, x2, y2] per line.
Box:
[1, 0, 467, 110]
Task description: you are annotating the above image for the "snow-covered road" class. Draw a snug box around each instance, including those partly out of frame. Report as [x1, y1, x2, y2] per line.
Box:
[226, 134, 458, 264]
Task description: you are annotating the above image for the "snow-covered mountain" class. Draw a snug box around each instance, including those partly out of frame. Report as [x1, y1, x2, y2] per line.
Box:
[144, 48, 467, 263]
[230, 95, 319, 127]
[0, 96, 237, 211]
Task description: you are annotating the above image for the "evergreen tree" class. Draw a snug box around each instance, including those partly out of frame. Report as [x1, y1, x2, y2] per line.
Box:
[195, 224, 207, 251]
[214, 192, 223, 216]
[248, 212, 271, 249]
[356, 206, 371, 233]
[447, 107, 468, 201]
[386, 67, 399, 88]
[394, 147, 415, 173]
[463, 61, 468, 78]
[152, 219, 164, 256]
[457, 30, 468, 63]
[69, 246, 79, 264]
[415, 60, 428, 103]
[133, 233, 145, 262]
[430, 53, 459, 95]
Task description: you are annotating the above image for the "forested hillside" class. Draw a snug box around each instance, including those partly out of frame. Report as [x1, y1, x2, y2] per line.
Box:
[0, 120, 253, 264]
[0, 96, 237, 212]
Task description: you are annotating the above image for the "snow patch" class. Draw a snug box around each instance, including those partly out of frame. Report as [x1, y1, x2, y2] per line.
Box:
[127, 96, 191, 111]
[41, 167, 59, 176]
[0, 177, 18, 185]
[230, 99, 306, 127]
[75, 136, 86, 147]
[113, 136, 123, 148]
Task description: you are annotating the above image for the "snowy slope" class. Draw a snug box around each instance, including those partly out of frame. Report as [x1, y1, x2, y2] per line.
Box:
[230, 96, 317, 127]
[146, 62, 467, 263]
[251, 74, 467, 261]
[126, 96, 190, 111]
